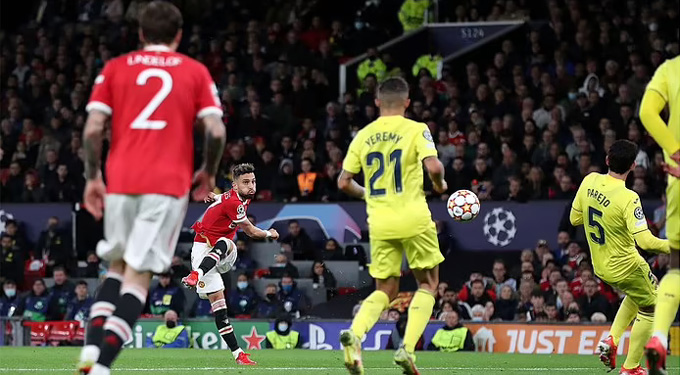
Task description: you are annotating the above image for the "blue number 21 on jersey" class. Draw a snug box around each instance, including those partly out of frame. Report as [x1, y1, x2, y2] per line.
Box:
[366, 149, 402, 196]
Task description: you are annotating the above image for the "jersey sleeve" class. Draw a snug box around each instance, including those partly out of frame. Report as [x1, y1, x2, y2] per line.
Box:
[623, 193, 648, 235]
[415, 124, 438, 161]
[195, 63, 223, 119]
[222, 197, 247, 223]
[646, 62, 668, 101]
[342, 135, 363, 174]
[86, 62, 115, 115]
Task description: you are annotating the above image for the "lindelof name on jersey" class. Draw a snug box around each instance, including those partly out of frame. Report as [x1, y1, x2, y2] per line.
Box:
[127, 54, 182, 67]
[364, 132, 403, 147]
[587, 188, 611, 207]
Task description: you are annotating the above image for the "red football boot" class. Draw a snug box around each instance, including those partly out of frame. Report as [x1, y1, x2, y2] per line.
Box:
[236, 352, 257, 365]
[645, 336, 667, 375]
[620, 366, 647, 375]
[597, 335, 617, 372]
[181, 270, 199, 289]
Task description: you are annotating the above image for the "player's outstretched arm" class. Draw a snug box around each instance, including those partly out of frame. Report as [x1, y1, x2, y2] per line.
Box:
[640, 89, 680, 159]
[337, 170, 365, 199]
[237, 219, 279, 240]
[633, 230, 670, 254]
[193, 114, 226, 201]
[423, 156, 447, 193]
[82, 110, 108, 220]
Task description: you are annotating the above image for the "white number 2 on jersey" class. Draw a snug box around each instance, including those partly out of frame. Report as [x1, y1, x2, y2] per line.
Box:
[131, 68, 173, 129]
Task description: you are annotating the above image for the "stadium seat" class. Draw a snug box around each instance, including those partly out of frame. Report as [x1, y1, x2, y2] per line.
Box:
[47, 321, 77, 344]
[25, 322, 51, 346]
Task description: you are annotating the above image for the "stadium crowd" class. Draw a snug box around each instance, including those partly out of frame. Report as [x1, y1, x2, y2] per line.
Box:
[0, 0, 678, 327]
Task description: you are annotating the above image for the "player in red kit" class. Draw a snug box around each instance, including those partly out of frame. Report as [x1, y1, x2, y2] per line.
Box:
[77, 3, 226, 375]
[182, 163, 279, 364]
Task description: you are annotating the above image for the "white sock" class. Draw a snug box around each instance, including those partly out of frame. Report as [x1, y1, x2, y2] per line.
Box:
[653, 331, 668, 349]
[89, 363, 111, 375]
[79, 345, 100, 363]
[196, 269, 205, 279]
[232, 348, 244, 359]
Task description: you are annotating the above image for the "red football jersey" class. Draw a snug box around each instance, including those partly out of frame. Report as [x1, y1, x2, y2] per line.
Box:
[86, 45, 222, 197]
[192, 189, 251, 245]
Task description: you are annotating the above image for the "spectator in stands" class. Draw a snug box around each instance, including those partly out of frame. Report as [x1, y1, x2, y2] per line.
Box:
[558, 292, 575, 320]
[45, 164, 77, 202]
[2, 162, 24, 202]
[495, 285, 517, 321]
[296, 158, 323, 201]
[228, 274, 259, 317]
[565, 241, 587, 269]
[233, 239, 257, 274]
[320, 238, 344, 261]
[311, 261, 337, 300]
[1, 233, 24, 286]
[82, 252, 104, 278]
[273, 159, 297, 202]
[278, 274, 310, 318]
[653, 193, 666, 238]
[491, 259, 516, 296]
[436, 282, 449, 305]
[49, 266, 75, 320]
[20, 172, 45, 202]
[280, 220, 315, 260]
[0, 279, 19, 317]
[566, 309, 581, 323]
[554, 231, 571, 265]
[2, 219, 28, 257]
[170, 256, 191, 281]
[66, 280, 92, 322]
[462, 279, 493, 308]
[36, 216, 71, 274]
[146, 310, 190, 348]
[256, 283, 282, 319]
[544, 300, 560, 322]
[528, 290, 547, 321]
[269, 253, 300, 279]
[578, 279, 610, 321]
[429, 311, 475, 352]
[148, 272, 185, 317]
[15, 278, 55, 321]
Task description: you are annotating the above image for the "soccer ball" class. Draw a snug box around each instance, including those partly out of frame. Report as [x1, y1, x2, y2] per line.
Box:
[447, 189, 481, 222]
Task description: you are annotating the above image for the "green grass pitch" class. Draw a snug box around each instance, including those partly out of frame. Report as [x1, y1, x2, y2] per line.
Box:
[0, 347, 678, 374]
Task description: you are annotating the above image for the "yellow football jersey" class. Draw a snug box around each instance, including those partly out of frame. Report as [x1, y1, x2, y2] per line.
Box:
[342, 115, 438, 240]
[571, 172, 649, 282]
[645, 55, 680, 166]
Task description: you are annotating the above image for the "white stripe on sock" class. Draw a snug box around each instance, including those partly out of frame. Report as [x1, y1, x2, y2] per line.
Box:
[90, 302, 115, 318]
[104, 316, 132, 343]
[120, 285, 147, 304]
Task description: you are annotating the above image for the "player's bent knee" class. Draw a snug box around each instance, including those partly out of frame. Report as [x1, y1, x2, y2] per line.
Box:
[213, 237, 235, 258]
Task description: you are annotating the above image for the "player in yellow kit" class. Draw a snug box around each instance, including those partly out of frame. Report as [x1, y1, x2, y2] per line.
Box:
[570, 140, 669, 375]
[639, 55, 680, 375]
[337, 77, 447, 375]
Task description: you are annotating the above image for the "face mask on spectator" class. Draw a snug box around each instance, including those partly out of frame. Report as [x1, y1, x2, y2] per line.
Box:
[4, 288, 16, 298]
[568, 92, 577, 101]
[266, 293, 277, 301]
[282, 284, 293, 293]
[237, 281, 248, 290]
[166, 320, 177, 328]
[277, 322, 289, 332]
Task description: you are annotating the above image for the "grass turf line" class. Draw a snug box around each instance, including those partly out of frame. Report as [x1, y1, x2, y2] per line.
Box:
[0, 347, 678, 374]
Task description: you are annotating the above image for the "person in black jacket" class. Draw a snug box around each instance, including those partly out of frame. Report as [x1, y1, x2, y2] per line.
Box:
[49, 266, 75, 320]
[280, 220, 315, 260]
[578, 279, 611, 321]
[319, 239, 344, 261]
[311, 261, 337, 301]
[386, 314, 423, 351]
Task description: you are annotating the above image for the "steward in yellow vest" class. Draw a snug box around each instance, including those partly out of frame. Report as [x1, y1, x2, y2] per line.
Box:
[412, 54, 442, 78]
[146, 310, 191, 348]
[265, 315, 301, 349]
[428, 311, 474, 352]
[398, 0, 432, 33]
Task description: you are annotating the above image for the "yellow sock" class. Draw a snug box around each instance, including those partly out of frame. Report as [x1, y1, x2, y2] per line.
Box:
[403, 289, 435, 353]
[652, 269, 680, 343]
[351, 290, 390, 339]
[623, 310, 654, 369]
[610, 296, 638, 345]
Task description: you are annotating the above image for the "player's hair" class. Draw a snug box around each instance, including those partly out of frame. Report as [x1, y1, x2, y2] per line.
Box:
[607, 139, 638, 174]
[377, 77, 409, 107]
[138, 1, 183, 45]
[231, 163, 255, 180]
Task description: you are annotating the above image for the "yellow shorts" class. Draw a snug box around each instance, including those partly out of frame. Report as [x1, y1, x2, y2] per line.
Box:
[368, 221, 445, 279]
[666, 176, 679, 249]
[606, 260, 657, 307]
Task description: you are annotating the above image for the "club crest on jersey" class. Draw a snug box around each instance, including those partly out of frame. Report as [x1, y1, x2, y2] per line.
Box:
[198, 281, 205, 288]
[423, 130, 433, 142]
[634, 207, 644, 220]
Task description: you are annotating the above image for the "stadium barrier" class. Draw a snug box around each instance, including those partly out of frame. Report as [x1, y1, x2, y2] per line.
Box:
[8, 318, 677, 356]
[1, 200, 662, 254]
